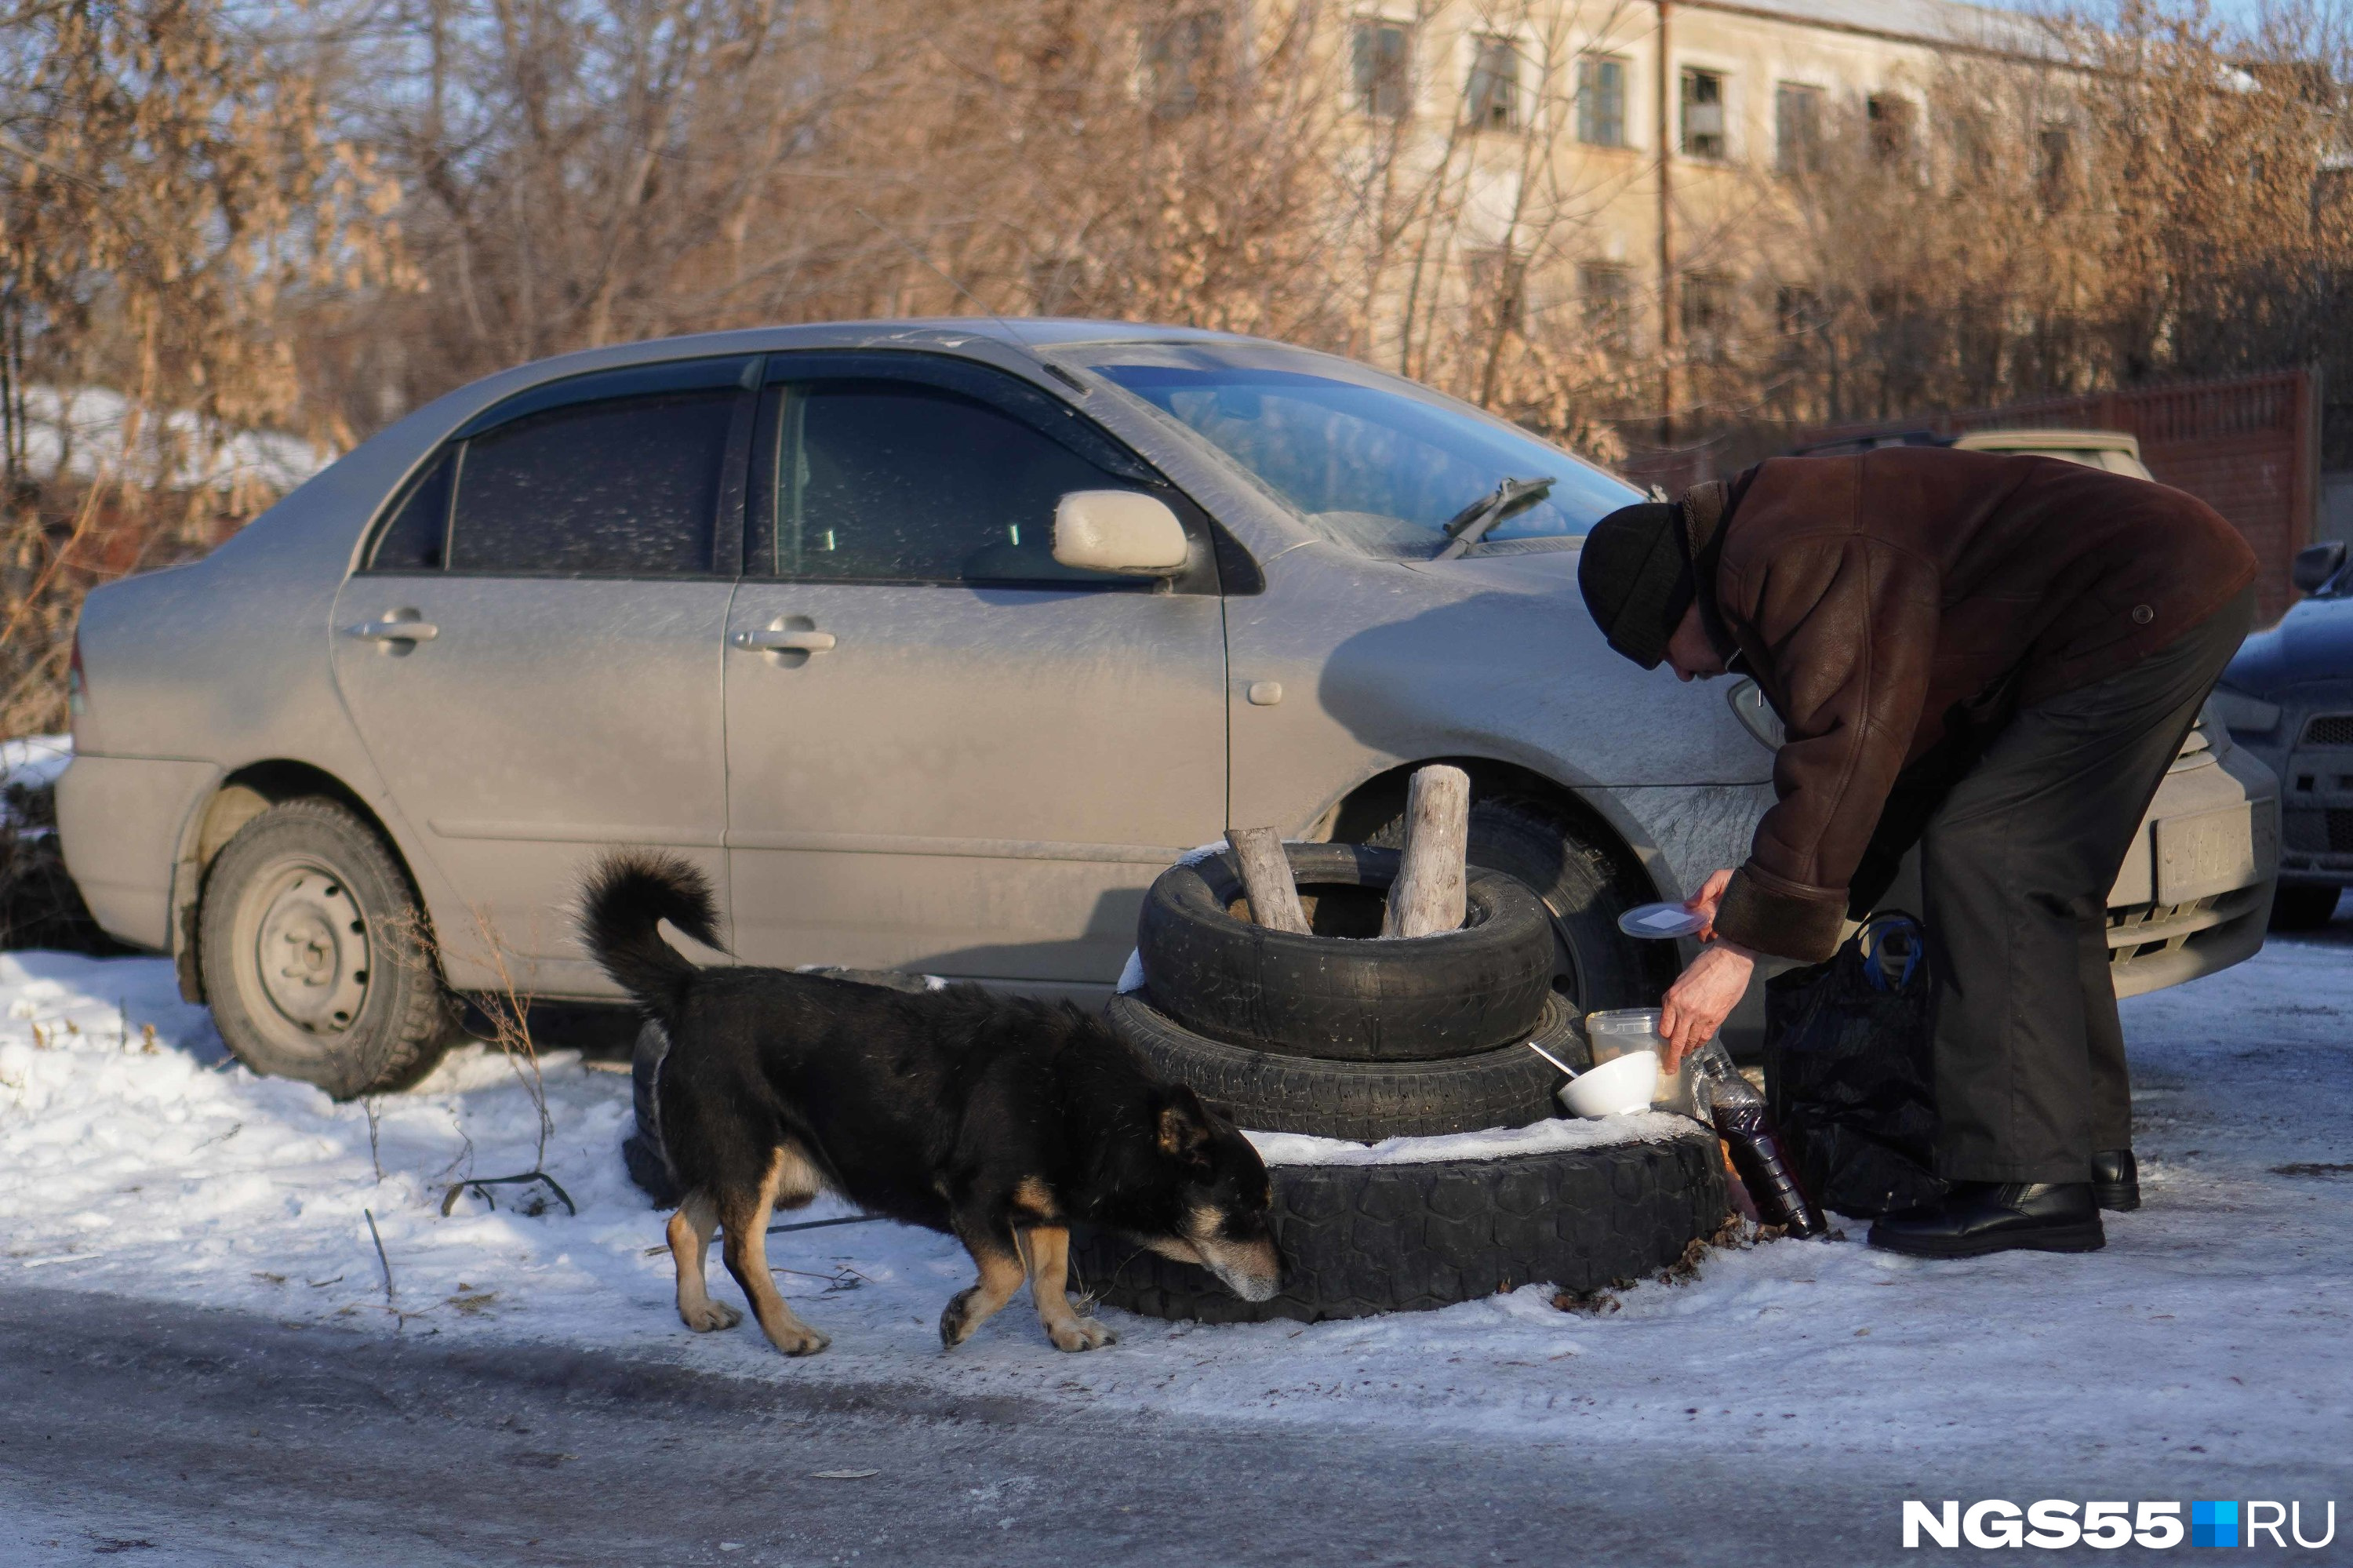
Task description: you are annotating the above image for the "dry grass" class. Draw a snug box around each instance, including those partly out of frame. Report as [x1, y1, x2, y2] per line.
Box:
[0, 770, 126, 954]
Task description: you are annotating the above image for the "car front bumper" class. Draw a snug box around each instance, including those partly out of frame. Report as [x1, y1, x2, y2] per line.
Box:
[2104, 732, 2278, 1000]
[2230, 685, 2353, 891]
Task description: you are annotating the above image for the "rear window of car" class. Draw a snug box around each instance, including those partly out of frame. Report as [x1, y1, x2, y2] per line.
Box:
[364, 360, 749, 577]
[369, 453, 453, 572]
[451, 389, 735, 576]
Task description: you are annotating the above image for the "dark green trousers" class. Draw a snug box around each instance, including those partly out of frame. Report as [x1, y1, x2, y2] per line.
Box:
[1918, 589, 2255, 1184]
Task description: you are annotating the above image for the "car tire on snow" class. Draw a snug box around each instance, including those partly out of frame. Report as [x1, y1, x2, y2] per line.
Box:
[2268, 883, 2342, 930]
[1106, 990, 1586, 1142]
[1137, 842, 1555, 1060]
[624, 1018, 678, 1206]
[197, 798, 457, 1100]
[1071, 1126, 1727, 1323]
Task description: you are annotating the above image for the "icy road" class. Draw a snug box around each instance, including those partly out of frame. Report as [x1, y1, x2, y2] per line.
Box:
[0, 916, 2348, 1565]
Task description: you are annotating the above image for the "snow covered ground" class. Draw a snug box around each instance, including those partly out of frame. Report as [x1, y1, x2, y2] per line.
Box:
[1, 927, 2348, 1488]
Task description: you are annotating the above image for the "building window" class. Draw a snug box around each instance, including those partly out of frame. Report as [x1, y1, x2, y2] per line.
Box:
[1679, 269, 1735, 361]
[1351, 20, 1412, 121]
[1467, 249, 1528, 336]
[1577, 54, 1627, 147]
[2313, 165, 2353, 235]
[1867, 93, 1915, 163]
[1951, 108, 1995, 186]
[2036, 126, 2074, 211]
[1774, 83, 1823, 176]
[1467, 35, 1521, 131]
[1774, 284, 1824, 359]
[1146, 10, 1224, 116]
[1681, 68, 1726, 161]
[1580, 262, 1634, 351]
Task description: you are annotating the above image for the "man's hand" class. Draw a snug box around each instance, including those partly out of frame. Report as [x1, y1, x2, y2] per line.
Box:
[1684, 868, 1735, 941]
[1657, 941, 1756, 1071]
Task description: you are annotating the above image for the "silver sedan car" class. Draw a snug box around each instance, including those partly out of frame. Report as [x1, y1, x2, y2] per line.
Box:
[56, 321, 2281, 1095]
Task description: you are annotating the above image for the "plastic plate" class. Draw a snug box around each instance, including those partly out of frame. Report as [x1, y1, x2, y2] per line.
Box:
[1617, 901, 1707, 940]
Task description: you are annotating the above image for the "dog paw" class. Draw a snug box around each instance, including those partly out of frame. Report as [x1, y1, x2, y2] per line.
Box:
[1049, 1317, 1117, 1353]
[939, 1290, 979, 1349]
[680, 1300, 742, 1332]
[769, 1325, 831, 1358]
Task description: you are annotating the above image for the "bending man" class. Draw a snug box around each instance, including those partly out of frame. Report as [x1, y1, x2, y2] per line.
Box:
[1577, 447, 2255, 1258]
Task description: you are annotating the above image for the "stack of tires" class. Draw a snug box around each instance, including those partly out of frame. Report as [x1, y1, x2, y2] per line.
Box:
[1077, 841, 1726, 1324]
[1111, 842, 1578, 1141]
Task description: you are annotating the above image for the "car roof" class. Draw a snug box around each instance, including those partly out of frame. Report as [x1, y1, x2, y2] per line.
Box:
[498, 318, 1263, 380]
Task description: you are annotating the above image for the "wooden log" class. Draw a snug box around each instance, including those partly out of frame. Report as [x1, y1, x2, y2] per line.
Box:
[1381, 765, 1470, 939]
[1227, 826, 1311, 934]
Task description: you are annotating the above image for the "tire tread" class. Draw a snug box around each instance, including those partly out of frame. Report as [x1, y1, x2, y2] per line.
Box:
[198, 797, 455, 1098]
[1072, 1130, 1726, 1322]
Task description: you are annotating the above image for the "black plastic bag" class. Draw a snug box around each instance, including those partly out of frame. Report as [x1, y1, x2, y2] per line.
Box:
[1762, 913, 1945, 1220]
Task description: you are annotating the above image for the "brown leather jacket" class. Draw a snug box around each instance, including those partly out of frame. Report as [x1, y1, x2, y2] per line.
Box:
[1700, 448, 2258, 963]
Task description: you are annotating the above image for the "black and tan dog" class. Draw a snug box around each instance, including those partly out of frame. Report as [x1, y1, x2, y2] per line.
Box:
[580, 851, 1281, 1356]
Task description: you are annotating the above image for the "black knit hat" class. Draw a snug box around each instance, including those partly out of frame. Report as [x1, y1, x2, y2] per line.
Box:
[1577, 501, 1693, 671]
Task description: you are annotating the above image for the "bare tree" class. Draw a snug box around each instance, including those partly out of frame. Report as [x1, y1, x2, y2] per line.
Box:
[0, 0, 402, 733]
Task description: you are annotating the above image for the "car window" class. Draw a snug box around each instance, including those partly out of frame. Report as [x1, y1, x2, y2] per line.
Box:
[749, 378, 1146, 585]
[445, 387, 737, 577]
[367, 451, 455, 572]
[1082, 347, 1639, 558]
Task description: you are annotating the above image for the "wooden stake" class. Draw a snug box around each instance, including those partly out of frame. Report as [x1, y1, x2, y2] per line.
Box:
[1227, 827, 1311, 934]
[1382, 766, 1470, 938]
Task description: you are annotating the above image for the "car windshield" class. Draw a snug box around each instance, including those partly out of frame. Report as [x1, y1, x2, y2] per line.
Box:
[1078, 344, 1640, 557]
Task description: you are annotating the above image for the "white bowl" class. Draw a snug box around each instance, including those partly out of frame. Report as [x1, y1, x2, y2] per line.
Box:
[1558, 1050, 1660, 1118]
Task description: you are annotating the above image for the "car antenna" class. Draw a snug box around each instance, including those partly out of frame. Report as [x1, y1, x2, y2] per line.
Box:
[853, 206, 1031, 350]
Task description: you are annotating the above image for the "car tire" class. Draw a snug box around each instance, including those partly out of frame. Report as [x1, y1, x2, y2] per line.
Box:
[1070, 1126, 1727, 1323]
[1372, 796, 1670, 1016]
[2268, 883, 2342, 931]
[627, 1016, 673, 1193]
[1107, 990, 1584, 1142]
[1137, 842, 1555, 1060]
[198, 798, 457, 1099]
[622, 1013, 678, 1206]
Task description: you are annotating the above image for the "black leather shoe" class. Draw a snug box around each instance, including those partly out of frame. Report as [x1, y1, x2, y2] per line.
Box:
[2092, 1148, 2140, 1212]
[1867, 1182, 2105, 1258]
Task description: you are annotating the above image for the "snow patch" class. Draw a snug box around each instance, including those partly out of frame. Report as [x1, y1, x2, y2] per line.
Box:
[1248, 1109, 1689, 1166]
[1, 734, 71, 794]
[0, 934, 2348, 1471]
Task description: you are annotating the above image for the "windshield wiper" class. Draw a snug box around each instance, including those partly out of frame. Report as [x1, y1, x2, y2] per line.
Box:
[1434, 475, 1555, 561]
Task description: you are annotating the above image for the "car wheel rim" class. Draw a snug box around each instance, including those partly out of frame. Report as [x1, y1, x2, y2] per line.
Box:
[240, 857, 372, 1053]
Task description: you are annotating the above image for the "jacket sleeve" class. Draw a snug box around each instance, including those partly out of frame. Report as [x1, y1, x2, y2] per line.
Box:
[1713, 534, 1940, 962]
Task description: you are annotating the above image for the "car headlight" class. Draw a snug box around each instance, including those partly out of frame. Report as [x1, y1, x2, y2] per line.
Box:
[2206, 686, 2281, 737]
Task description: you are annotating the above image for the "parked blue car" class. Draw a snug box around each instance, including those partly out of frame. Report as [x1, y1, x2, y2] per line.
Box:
[2211, 540, 2353, 928]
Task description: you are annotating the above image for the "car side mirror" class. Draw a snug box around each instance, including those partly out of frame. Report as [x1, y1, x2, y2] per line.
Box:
[1053, 491, 1189, 576]
[1727, 678, 1784, 751]
[2292, 540, 2347, 595]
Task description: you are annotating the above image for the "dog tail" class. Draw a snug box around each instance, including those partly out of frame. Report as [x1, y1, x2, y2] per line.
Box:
[577, 849, 722, 1026]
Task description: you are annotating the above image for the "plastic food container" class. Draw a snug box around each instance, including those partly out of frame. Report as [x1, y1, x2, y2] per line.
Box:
[1585, 1007, 1701, 1116]
[1584, 1008, 1666, 1063]
[1558, 1049, 1660, 1118]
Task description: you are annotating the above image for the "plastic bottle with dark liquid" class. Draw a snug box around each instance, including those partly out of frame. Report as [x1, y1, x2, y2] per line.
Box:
[1697, 1056, 1825, 1237]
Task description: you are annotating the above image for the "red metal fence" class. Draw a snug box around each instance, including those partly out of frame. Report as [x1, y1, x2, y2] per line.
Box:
[1795, 369, 2321, 621]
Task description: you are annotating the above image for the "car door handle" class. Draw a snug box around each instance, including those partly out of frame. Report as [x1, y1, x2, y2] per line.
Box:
[344, 618, 439, 643]
[730, 629, 837, 653]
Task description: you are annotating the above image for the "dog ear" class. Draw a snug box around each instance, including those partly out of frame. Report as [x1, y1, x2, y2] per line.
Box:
[1157, 1085, 1213, 1162]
